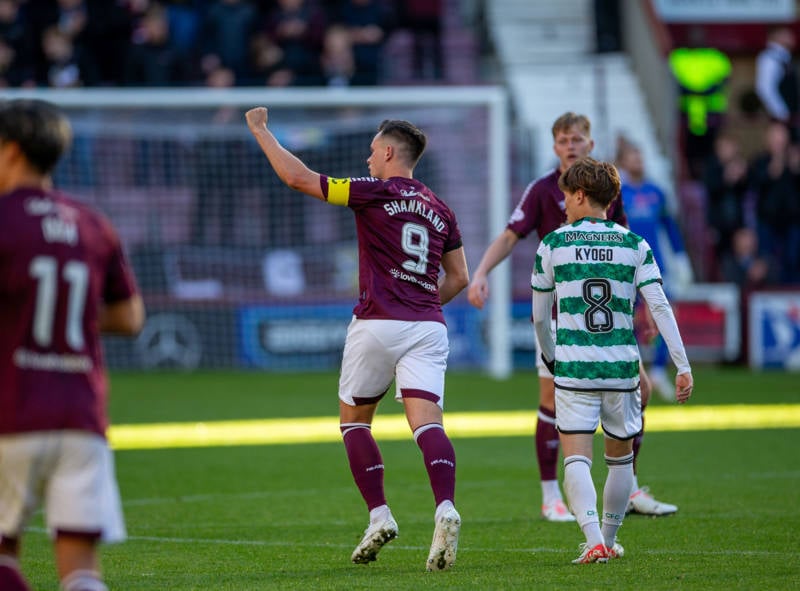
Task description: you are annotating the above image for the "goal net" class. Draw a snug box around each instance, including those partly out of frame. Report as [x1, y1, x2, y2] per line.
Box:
[6, 88, 513, 376]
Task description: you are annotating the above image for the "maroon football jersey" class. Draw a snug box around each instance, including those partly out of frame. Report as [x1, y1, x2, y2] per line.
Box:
[0, 188, 138, 437]
[507, 168, 628, 239]
[320, 175, 462, 324]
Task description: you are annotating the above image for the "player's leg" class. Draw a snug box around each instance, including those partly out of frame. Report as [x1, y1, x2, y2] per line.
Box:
[341, 403, 399, 565]
[599, 390, 640, 559]
[403, 398, 461, 571]
[601, 438, 634, 560]
[556, 390, 607, 563]
[538, 376, 572, 520]
[340, 400, 389, 520]
[0, 538, 31, 591]
[338, 319, 399, 564]
[534, 326, 572, 521]
[47, 433, 125, 591]
[0, 436, 46, 591]
[54, 535, 106, 591]
[631, 363, 649, 484]
[396, 321, 460, 571]
[403, 399, 456, 517]
[628, 365, 679, 517]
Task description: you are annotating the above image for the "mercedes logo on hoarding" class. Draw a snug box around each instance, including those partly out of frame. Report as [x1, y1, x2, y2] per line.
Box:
[135, 314, 202, 369]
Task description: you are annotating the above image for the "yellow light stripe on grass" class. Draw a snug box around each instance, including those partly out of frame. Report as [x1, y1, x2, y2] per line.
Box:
[108, 404, 800, 451]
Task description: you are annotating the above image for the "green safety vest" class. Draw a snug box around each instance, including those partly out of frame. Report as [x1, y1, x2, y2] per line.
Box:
[669, 48, 732, 136]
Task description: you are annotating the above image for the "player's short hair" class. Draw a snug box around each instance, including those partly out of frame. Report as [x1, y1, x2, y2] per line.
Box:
[551, 112, 591, 138]
[0, 99, 72, 175]
[558, 157, 621, 210]
[377, 119, 427, 167]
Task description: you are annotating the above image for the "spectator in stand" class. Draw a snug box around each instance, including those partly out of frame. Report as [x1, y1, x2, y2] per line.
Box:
[321, 23, 355, 87]
[755, 25, 800, 141]
[616, 139, 692, 401]
[166, 0, 205, 61]
[124, 3, 181, 86]
[0, 0, 35, 87]
[399, 0, 443, 81]
[40, 25, 83, 87]
[23, 0, 90, 86]
[81, 0, 133, 86]
[336, 0, 393, 86]
[55, 0, 88, 41]
[262, 0, 326, 86]
[0, 39, 16, 86]
[720, 226, 781, 289]
[703, 132, 749, 264]
[251, 30, 287, 86]
[201, 0, 257, 85]
[669, 47, 731, 180]
[748, 120, 800, 284]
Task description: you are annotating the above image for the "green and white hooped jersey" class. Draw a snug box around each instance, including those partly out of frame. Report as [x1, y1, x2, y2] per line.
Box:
[531, 217, 661, 392]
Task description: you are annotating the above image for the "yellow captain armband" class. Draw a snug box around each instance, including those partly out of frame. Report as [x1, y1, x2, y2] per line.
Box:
[327, 177, 351, 206]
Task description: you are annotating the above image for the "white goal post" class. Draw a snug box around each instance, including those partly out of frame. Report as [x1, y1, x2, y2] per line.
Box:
[4, 87, 513, 378]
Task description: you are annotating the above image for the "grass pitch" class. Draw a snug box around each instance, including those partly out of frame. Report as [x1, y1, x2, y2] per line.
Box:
[18, 367, 800, 590]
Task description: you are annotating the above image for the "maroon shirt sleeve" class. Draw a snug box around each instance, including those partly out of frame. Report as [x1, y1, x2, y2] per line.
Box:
[99, 215, 138, 304]
[608, 197, 629, 229]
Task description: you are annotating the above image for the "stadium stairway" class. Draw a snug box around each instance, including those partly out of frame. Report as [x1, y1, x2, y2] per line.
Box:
[486, 0, 676, 203]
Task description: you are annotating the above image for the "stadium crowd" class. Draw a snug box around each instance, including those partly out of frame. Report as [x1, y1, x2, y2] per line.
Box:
[3, 1, 799, 287]
[0, 0, 444, 89]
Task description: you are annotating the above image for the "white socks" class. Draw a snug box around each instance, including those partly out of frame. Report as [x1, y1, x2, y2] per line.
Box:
[435, 499, 455, 521]
[602, 453, 634, 548]
[61, 570, 107, 591]
[541, 479, 562, 506]
[564, 455, 604, 548]
[369, 504, 392, 525]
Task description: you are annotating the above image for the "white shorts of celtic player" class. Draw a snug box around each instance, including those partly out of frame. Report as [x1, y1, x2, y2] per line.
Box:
[0, 431, 126, 543]
[554, 387, 643, 439]
[339, 317, 448, 408]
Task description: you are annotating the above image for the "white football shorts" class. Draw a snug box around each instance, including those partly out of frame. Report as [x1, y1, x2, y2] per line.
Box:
[0, 431, 126, 543]
[554, 387, 643, 440]
[339, 317, 449, 408]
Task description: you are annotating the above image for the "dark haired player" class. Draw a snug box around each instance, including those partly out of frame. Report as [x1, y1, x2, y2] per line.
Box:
[0, 99, 144, 591]
[247, 107, 469, 571]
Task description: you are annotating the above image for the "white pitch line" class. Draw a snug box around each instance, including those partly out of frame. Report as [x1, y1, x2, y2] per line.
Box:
[122, 487, 355, 507]
[23, 528, 795, 557]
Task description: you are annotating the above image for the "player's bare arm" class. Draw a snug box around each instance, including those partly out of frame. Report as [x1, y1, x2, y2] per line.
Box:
[245, 106, 323, 200]
[99, 295, 145, 335]
[467, 229, 519, 309]
[439, 246, 469, 305]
